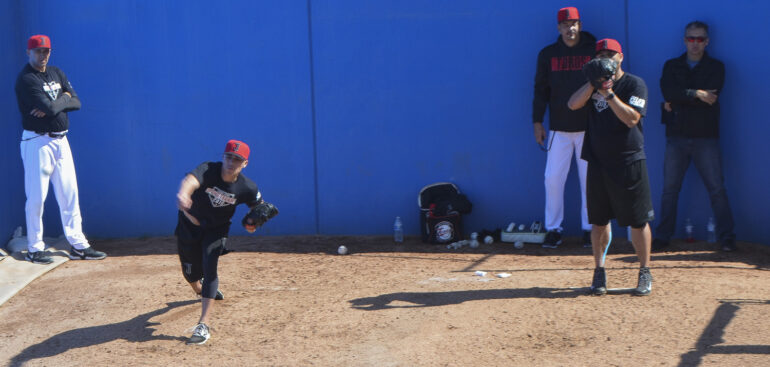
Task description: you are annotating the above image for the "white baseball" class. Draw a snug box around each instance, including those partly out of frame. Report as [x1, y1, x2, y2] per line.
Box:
[484, 235, 494, 244]
[514, 241, 524, 249]
[337, 245, 348, 255]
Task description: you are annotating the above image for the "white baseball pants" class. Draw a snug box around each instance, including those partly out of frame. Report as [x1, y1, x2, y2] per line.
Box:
[20, 130, 90, 252]
[544, 130, 590, 232]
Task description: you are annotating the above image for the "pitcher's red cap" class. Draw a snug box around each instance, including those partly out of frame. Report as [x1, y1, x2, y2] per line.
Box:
[27, 35, 51, 50]
[596, 38, 622, 54]
[557, 7, 579, 23]
[224, 140, 250, 160]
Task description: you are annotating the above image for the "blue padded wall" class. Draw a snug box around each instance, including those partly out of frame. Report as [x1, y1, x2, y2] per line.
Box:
[1, 1, 27, 241]
[5, 0, 316, 237]
[1, 0, 767, 245]
[310, 0, 625, 235]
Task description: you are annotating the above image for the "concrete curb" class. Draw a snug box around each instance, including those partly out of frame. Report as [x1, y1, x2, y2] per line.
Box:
[0, 249, 70, 308]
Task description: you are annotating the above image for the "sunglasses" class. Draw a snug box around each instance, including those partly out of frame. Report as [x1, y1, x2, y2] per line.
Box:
[685, 36, 707, 43]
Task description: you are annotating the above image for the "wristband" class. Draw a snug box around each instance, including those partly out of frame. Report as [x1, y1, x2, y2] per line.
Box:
[605, 92, 615, 100]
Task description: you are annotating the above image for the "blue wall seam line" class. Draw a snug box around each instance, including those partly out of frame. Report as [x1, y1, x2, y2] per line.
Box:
[306, 0, 320, 234]
[624, 0, 631, 71]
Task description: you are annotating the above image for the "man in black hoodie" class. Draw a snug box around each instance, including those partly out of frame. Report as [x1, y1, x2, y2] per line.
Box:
[532, 7, 596, 249]
[653, 21, 736, 252]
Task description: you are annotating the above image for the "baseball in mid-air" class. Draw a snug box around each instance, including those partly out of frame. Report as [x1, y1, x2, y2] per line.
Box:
[337, 245, 348, 255]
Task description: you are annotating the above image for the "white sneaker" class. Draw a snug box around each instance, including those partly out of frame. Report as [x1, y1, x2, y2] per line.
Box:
[187, 323, 210, 345]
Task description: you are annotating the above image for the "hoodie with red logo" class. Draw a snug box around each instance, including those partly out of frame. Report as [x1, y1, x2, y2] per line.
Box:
[532, 31, 596, 132]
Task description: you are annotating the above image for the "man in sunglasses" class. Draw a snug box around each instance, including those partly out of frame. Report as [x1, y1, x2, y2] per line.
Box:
[653, 21, 737, 252]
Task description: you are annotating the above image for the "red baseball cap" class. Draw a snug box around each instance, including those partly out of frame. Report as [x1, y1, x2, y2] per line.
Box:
[557, 7, 580, 23]
[596, 38, 622, 54]
[27, 35, 51, 50]
[224, 140, 250, 160]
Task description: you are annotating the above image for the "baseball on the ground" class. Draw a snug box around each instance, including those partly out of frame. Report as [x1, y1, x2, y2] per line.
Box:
[337, 245, 348, 255]
[514, 241, 524, 249]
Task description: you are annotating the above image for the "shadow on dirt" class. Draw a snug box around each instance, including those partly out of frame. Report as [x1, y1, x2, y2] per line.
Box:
[678, 299, 770, 366]
[8, 300, 196, 367]
[349, 287, 587, 310]
[93, 235, 770, 270]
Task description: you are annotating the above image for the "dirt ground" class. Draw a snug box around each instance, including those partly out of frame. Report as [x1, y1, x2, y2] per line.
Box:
[0, 234, 768, 367]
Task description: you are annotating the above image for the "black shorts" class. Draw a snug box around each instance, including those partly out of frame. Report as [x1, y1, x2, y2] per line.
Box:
[175, 212, 228, 298]
[586, 160, 654, 228]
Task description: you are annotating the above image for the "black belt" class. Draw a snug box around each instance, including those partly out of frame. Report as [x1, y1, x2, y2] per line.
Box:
[36, 131, 67, 138]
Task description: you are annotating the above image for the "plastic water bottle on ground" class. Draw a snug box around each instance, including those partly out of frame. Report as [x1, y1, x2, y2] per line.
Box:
[685, 218, 694, 243]
[707, 217, 716, 243]
[393, 216, 404, 243]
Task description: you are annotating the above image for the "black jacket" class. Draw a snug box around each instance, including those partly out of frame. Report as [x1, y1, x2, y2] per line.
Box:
[532, 31, 596, 132]
[660, 52, 724, 138]
[15, 64, 81, 133]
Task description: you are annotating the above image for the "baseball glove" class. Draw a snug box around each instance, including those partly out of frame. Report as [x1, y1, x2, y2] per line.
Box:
[582, 58, 618, 90]
[242, 202, 279, 231]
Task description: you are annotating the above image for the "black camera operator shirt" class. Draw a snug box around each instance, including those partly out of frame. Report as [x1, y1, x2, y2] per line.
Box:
[581, 72, 649, 170]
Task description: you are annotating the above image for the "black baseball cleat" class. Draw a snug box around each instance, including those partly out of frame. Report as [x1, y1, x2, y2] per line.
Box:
[68, 246, 107, 260]
[590, 267, 607, 295]
[187, 323, 210, 345]
[582, 231, 592, 248]
[195, 290, 224, 300]
[199, 279, 225, 300]
[721, 239, 737, 252]
[633, 267, 653, 296]
[542, 230, 562, 249]
[26, 251, 54, 265]
[651, 238, 669, 252]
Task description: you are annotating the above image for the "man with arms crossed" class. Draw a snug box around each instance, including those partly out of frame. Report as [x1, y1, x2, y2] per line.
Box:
[653, 21, 736, 252]
[15, 34, 106, 264]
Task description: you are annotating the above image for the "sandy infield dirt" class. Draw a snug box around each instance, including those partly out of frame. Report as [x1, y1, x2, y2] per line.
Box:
[1, 235, 768, 366]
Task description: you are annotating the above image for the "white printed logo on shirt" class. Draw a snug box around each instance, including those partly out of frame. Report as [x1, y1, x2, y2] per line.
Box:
[629, 96, 646, 109]
[43, 81, 61, 100]
[205, 187, 237, 207]
[592, 93, 609, 113]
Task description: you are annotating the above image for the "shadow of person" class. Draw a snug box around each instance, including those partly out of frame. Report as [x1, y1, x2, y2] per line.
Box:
[678, 299, 770, 366]
[9, 299, 197, 367]
[349, 287, 583, 310]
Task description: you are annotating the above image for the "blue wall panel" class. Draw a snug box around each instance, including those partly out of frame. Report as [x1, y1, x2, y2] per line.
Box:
[310, 0, 625, 235]
[1, 0, 767, 245]
[0, 1, 26, 241]
[5, 0, 316, 237]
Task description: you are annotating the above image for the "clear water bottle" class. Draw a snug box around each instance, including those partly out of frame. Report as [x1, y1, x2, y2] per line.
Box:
[707, 217, 716, 243]
[685, 218, 694, 243]
[393, 216, 404, 243]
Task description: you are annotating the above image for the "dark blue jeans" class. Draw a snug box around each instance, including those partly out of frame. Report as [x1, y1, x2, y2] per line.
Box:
[655, 137, 735, 242]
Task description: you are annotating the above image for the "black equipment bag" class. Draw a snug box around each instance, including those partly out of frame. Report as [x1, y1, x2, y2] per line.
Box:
[418, 182, 472, 243]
